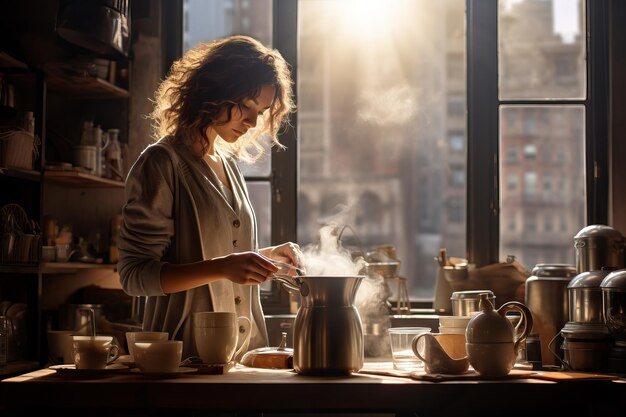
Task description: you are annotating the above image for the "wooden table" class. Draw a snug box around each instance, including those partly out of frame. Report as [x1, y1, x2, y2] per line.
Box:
[1, 362, 624, 417]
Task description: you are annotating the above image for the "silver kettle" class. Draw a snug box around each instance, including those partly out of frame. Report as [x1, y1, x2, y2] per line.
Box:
[285, 275, 365, 375]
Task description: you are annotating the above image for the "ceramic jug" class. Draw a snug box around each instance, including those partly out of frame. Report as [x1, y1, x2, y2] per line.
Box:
[289, 275, 365, 375]
[465, 293, 533, 376]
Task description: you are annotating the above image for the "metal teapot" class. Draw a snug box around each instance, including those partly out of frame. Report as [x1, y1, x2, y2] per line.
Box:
[277, 274, 365, 375]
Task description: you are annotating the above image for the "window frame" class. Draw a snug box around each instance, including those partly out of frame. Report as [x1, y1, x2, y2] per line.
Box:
[466, 0, 609, 267]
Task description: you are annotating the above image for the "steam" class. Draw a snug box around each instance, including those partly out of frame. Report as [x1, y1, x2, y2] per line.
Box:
[301, 224, 365, 275]
[301, 222, 393, 358]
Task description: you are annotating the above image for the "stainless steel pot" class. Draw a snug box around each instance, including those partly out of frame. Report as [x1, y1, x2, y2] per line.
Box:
[289, 275, 364, 375]
[450, 290, 495, 316]
[568, 269, 614, 324]
[59, 303, 103, 334]
[600, 268, 626, 346]
[574, 225, 625, 273]
[525, 263, 577, 366]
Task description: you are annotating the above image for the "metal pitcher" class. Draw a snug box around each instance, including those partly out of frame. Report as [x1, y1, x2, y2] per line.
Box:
[277, 275, 365, 375]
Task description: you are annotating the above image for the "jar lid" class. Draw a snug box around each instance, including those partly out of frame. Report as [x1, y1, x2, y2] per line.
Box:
[561, 321, 611, 340]
[450, 290, 494, 301]
[574, 224, 624, 241]
[531, 263, 577, 278]
[600, 268, 626, 290]
[568, 269, 616, 289]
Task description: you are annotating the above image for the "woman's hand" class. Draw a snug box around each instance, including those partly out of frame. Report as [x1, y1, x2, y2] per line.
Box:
[260, 242, 304, 269]
[160, 251, 279, 293]
[213, 251, 279, 285]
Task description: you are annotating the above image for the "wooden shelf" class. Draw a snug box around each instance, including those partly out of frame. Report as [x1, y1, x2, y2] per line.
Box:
[42, 262, 117, 273]
[0, 52, 28, 71]
[46, 74, 129, 99]
[44, 170, 124, 188]
[0, 167, 41, 182]
[0, 264, 39, 274]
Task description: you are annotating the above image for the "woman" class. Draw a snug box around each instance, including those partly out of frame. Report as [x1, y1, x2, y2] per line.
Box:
[118, 35, 301, 359]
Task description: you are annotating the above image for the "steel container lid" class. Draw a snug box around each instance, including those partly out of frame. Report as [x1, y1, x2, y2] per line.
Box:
[568, 269, 616, 289]
[530, 263, 577, 279]
[450, 290, 494, 301]
[560, 321, 611, 340]
[600, 269, 626, 290]
[574, 224, 624, 245]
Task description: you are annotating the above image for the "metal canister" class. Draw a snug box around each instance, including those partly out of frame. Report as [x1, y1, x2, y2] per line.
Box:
[525, 263, 577, 366]
[450, 290, 495, 316]
[568, 269, 614, 324]
[574, 225, 625, 273]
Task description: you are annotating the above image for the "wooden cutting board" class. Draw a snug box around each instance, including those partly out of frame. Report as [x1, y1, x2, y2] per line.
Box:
[529, 371, 620, 381]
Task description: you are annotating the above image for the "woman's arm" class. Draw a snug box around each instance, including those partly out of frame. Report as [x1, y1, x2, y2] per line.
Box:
[160, 251, 278, 294]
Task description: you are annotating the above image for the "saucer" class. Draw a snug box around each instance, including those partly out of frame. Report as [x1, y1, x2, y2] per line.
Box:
[130, 367, 197, 378]
[49, 363, 129, 377]
[116, 354, 135, 366]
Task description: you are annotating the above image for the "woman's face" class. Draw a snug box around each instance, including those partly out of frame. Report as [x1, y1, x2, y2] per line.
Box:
[213, 84, 276, 143]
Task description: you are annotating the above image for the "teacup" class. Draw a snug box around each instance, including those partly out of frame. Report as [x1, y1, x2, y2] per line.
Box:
[133, 340, 183, 374]
[125, 331, 169, 359]
[413, 333, 469, 374]
[192, 312, 251, 364]
[72, 335, 119, 370]
[47, 330, 77, 364]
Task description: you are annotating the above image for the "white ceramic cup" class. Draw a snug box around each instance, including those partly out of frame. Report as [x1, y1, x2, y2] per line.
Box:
[192, 312, 251, 365]
[125, 331, 169, 359]
[47, 330, 77, 364]
[133, 340, 183, 374]
[71, 335, 119, 370]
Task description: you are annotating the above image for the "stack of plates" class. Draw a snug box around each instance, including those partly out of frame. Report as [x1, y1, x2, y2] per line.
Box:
[439, 315, 472, 335]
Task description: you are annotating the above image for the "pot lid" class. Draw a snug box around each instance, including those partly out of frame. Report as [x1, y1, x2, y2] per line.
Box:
[561, 321, 611, 339]
[531, 263, 577, 278]
[574, 224, 624, 241]
[600, 269, 626, 290]
[568, 269, 617, 289]
[240, 333, 293, 369]
[450, 290, 494, 301]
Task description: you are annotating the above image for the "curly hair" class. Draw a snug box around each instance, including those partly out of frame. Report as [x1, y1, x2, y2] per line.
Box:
[149, 35, 295, 162]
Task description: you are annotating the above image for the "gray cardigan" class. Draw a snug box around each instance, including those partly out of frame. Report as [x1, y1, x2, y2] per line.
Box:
[118, 136, 269, 358]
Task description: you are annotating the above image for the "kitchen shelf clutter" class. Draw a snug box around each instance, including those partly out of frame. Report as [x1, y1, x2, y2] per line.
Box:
[0, 37, 131, 372]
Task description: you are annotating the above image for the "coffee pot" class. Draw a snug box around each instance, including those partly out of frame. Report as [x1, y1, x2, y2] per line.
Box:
[465, 293, 533, 376]
[281, 275, 364, 375]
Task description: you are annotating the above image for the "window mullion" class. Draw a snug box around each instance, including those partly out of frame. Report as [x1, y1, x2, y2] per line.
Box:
[466, 0, 499, 267]
[586, 0, 610, 224]
[272, 0, 298, 245]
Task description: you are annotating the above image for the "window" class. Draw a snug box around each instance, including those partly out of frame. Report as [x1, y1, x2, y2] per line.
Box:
[448, 131, 465, 152]
[297, 0, 467, 299]
[183, 0, 609, 307]
[524, 171, 538, 196]
[506, 144, 518, 163]
[506, 173, 518, 191]
[523, 143, 537, 160]
[469, 0, 605, 269]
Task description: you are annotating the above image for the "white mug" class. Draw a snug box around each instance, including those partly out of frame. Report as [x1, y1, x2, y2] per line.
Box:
[72, 335, 119, 370]
[47, 330, 77, 364]
[133, 340, 182, 374]
[125, 331, 169, 360]
[192, 312, 251, 365]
